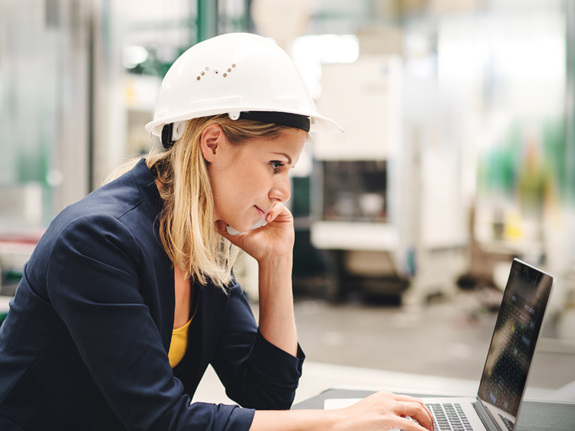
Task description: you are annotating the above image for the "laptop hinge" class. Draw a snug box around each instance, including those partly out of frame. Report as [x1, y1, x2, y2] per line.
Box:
[473, 400, 503, 431]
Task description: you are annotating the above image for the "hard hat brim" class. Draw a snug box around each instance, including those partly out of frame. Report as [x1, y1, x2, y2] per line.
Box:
[145, 110, 344, 137]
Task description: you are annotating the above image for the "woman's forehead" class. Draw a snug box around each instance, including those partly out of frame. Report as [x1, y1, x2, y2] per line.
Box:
[247, 132, 306, 158]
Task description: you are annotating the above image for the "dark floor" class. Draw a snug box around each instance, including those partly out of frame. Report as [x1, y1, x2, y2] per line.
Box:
[293, 290, 575, 391]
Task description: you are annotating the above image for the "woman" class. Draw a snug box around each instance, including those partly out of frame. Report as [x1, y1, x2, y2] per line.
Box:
[0, 33, 433, 430]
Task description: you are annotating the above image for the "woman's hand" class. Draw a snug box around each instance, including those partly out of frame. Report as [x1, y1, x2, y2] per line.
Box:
[330, 390, 435, 431]
[217, 202, 295, 263]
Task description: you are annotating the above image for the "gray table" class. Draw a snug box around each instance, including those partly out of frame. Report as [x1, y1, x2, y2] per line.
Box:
[293, 388, 575, 431]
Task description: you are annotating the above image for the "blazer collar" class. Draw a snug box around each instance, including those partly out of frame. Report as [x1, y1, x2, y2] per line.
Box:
[130, 158, 164, 221]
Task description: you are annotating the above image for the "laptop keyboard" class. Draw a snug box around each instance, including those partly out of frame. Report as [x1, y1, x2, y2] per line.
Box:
[426, 403, 474, 431]
[498, 414, 514, 431]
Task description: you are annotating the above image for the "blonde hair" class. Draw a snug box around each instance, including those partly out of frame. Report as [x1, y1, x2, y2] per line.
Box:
[108, 115, 299, 289]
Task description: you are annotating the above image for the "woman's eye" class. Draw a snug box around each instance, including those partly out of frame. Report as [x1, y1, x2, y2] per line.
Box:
[270, 161, 284, 172]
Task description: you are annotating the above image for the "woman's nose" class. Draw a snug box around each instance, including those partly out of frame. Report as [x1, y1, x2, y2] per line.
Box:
[269, 174, 291, 202]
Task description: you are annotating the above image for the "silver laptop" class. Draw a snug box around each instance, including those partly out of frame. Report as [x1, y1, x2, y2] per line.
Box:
[326, 258, 554, 431]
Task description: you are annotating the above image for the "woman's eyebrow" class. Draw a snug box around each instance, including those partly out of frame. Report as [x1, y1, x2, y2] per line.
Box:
[270, 152, 292, 165]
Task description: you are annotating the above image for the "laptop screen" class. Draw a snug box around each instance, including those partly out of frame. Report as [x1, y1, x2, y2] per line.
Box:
[477, 259, 553, 427]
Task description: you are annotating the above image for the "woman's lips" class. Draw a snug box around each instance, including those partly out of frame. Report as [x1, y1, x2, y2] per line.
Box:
[255, 206, 267, 219]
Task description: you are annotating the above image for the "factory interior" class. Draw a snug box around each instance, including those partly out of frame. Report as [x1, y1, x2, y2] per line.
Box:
[1, 0, 575, 415]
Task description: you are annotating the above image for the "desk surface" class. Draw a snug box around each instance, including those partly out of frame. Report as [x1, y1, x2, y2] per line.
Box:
[293, 388, 575, 431]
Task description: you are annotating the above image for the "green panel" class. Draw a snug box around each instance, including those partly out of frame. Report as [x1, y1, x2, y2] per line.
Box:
[197, 0, 218, 42]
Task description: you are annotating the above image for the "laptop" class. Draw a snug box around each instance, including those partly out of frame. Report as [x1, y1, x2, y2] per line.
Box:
[324, 258, 554, 431]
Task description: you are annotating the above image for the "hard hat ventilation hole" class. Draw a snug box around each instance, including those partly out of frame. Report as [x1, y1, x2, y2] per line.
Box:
[196, 67, 210, 82]
[222, 64, 235, 78]
[195, 64, 234, 80]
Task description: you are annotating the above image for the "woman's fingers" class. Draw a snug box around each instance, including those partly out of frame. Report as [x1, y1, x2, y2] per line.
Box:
[358, 391, 434, 431]
[394, 415, 433, 431]
[394, 395, 434, 429]
[265, 202, 289, 223]
[398, 401, 435, 431]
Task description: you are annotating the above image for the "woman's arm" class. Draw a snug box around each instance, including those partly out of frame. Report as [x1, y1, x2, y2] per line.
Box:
[250, 390, 435, 431]
[218, 202, 299, 357]
[48, 214, 253, 430]
[256, 255, 297, 356]
[213, 203, 303, 409]
[208, 277, 303, 410]
[218, 205, 434, 431]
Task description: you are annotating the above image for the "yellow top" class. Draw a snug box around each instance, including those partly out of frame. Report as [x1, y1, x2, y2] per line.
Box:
[168, 301, 199, 368]
[168, 319, 192, 368]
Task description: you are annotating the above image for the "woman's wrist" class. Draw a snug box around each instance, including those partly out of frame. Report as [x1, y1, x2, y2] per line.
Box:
[250, 409, 339, 431]
[257, 254, 293, 277]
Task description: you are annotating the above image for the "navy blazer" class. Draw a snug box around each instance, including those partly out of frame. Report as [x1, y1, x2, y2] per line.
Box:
[0, 159, 304, 430]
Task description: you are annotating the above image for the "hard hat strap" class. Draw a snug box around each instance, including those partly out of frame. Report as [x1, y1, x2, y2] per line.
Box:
[161, 123, 175, 149]
[160, 110, 310, 150]
[238, 111, 310, 132]
[161, 121, 186, 149]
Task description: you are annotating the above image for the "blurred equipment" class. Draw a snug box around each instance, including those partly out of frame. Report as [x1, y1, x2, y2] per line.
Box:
[0, 184, 45, 296]
[311, 56, 468, 304]
[250, 0, 312, 51]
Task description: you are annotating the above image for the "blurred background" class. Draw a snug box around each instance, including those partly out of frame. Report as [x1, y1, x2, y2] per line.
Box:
[1, 0, 575, 402]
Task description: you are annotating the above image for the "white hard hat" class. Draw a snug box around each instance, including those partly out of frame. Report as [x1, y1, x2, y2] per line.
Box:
[145, 32, 342, 148]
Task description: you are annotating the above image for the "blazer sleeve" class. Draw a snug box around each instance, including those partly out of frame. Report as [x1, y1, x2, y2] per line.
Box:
[47, 214, 255, 431]
[210, 282, 305, 410]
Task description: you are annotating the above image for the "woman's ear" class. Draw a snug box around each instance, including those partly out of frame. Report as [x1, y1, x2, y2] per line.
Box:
[200, 124, 224, 162]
